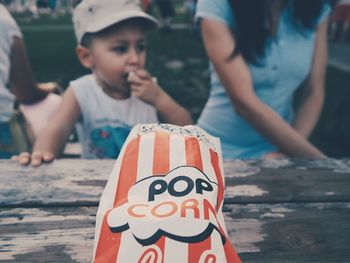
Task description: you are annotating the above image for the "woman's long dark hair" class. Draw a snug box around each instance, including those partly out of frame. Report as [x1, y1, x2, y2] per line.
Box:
[229, 0, 329, 63]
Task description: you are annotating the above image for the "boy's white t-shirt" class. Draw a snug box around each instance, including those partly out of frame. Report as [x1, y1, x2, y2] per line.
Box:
[0, 4, 22, 122]
[70, 74, 159, 159]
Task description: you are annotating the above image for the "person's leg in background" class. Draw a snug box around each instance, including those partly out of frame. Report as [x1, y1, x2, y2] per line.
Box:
[340, 5, 350, 41]
[48, 0, 57, 18]
[330, 3, 343, 41]
[331, 3, 350, 42]
[155, 0, 175, 32]
[26, 0, 39, 19]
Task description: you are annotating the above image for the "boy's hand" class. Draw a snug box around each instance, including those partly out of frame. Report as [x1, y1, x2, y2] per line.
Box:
[12, 151, 55, 167]
[127, 69, 164, 105]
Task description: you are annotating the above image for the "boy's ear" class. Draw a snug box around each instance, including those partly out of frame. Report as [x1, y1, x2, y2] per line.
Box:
[76, 45, 93, 69]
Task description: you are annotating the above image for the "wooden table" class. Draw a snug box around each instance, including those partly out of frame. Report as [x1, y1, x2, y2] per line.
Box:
[0, 159, 349, 262]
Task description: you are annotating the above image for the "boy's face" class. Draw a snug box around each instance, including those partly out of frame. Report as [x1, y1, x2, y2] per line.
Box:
[85, 23, 147, 98]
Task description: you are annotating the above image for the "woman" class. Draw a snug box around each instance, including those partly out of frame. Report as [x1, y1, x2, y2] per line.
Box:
[195, 0, 330, 159]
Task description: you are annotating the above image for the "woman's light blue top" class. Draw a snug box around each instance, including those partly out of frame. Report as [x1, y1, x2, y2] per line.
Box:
[195, 0, 330, 159]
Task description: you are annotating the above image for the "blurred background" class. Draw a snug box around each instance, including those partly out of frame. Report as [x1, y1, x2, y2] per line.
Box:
[1, 0, 350, 158]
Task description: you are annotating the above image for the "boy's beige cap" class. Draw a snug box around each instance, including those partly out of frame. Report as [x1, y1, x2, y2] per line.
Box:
[73, 0, 159, 43]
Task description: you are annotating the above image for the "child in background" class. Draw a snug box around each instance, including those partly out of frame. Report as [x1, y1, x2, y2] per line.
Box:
[0, 3, 61, 157]
[15, 0, 192, 166]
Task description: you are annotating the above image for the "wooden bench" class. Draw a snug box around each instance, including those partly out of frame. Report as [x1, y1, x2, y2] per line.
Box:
[0, 158, 349, 262]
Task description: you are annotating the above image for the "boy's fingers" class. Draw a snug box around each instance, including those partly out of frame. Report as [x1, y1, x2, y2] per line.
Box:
[18, 152, 30, 165]
[31, 151, 43, 167]
[128, 71, 155, 86]
[15, 152, 52, 166]
[128, 80, 143, 87]
[11, 155, 18, 161]
[130, 84, 144, 95]
[43, 152, 54, 162]
[130, 83, 140, 90]
[135, 69, 151, 79]
[128, 71, 143, 83]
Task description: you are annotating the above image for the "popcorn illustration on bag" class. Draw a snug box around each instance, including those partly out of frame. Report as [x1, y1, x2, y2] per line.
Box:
[92, 124, 241, 263]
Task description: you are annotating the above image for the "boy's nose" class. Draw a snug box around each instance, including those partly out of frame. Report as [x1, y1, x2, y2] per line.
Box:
[128, 49, 140, 65]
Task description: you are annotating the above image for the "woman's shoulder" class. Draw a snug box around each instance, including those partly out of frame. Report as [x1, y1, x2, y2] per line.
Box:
[195, 0, 235, 27]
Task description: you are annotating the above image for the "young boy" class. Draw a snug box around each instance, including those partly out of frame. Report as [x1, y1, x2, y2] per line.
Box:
[15, 0, 192, 166]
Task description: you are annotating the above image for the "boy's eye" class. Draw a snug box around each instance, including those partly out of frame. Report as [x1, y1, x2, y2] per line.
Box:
[113, 46, 128, 53]
[137, 43, 147, 53]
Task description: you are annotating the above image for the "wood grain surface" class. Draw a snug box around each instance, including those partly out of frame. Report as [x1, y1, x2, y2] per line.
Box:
[0, 159, 349, 262]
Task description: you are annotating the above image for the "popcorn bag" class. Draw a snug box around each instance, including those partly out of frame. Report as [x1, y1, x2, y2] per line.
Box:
[92, 124, 241, 263]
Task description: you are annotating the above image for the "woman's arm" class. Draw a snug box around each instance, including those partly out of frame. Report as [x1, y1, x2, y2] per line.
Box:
[292, 19, 328, 138]
[200, 18, 325, 158]
[17, 87, 81, 166]
[9, 36, 47, 104]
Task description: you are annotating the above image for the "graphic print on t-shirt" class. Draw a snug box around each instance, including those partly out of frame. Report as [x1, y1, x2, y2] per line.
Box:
[90, 124, 131, 158]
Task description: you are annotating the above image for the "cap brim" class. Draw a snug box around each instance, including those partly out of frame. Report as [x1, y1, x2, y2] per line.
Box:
[85, 10, 159, 34]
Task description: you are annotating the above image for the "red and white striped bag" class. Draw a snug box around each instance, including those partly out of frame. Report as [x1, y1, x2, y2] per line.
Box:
[92, 124, 241, 263]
